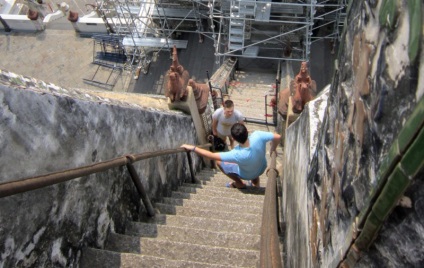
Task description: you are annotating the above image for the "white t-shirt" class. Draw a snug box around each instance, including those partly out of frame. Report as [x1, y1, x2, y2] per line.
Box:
[212, 107, 243, 136]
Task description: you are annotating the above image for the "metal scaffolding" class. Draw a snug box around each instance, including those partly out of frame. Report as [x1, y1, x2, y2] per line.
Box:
[95, 0, 347, 71]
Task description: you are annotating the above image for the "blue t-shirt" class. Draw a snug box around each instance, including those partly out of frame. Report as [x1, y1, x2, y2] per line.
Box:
[219, 131, 275, 180]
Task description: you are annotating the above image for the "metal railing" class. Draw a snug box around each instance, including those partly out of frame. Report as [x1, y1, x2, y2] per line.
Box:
[259, 151, 283, 267]
[0, 144, 212, 217]
[1, 143, 283, 266]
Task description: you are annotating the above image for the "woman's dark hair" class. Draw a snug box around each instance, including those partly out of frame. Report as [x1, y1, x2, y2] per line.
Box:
[231, 123, 248, 144]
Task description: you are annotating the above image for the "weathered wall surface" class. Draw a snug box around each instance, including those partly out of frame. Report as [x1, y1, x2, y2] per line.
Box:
[0, 70, 202, 267]
[282, 86, 329, 268]
[283, 0, 423, 267]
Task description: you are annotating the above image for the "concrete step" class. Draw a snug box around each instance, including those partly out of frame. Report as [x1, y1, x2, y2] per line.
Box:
[194, 168, 271, 189]
[170, 189, 264, 204]
[125, 222, 261, 250]
[199, 179, 268, 189]
[159, 197, 263, 215]
[105, 233, 260, 267]
[153, 203, 261, 223]
[175, 184, 266, 201]
[161, 194, 262, 208]
[81, 247, 231, 268]
[147, 214, 261, 234]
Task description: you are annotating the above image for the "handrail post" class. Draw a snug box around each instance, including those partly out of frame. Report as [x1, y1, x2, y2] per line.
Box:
[185, 151, 197, 183]
[126, 162, 155, 217]
[260, 151, 283, 267]
[208, 135, 217, 168]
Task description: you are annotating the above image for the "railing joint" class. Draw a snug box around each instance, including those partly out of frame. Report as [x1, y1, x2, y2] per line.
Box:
[125, 154, 136, 163]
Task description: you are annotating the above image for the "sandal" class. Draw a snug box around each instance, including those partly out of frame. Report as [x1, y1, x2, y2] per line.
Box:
[226, 182, 246, 189]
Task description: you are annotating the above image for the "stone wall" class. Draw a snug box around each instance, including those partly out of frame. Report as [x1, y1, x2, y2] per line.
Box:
[0, 71, 203, 267]
[282, 86, 329, 268]
[282, 0, 423, 267]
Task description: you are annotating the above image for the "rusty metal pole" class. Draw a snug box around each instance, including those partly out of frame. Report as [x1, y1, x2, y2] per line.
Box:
[126, 163, 155, 217]
[0, 157, 128, 198]
[186, 151, 197, 183]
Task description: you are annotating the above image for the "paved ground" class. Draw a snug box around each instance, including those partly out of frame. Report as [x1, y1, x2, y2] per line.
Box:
[0, 0, 133, 92]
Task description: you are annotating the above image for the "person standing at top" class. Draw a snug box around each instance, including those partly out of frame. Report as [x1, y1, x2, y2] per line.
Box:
[181, 123, 281, 189]
[212, 100, 244, 149]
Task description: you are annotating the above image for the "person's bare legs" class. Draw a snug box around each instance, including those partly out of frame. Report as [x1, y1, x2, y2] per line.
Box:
[251, 177, 260, 188]
[216, 161, 246, 189]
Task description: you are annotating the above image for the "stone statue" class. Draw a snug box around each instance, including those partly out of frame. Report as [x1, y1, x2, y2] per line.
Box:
[188, 79, 210, 114]
[165, 45, 212, 115]
[165, 45, 189, 102]
[278, 61, 317, 117]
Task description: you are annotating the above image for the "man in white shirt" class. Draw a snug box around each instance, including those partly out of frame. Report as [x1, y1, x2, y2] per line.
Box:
[212, 100, 244, 149]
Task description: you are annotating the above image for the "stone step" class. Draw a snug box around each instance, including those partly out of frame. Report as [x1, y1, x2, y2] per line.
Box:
[155, 202, 261, 219]
[153, 203, 261, 223]
[145, 214, 261, 234]
[170, 190, 264, 204]
[125, 222, 261, 250]
[81, 247, 231, 268]
[176, 184, 266, 200]
[194, 171, 270, 189]
[161, 195, 261, 208]
[197, 172, 270, 182]
[159, 197, 263, 215]
[105, 233, 260, 267]
[199, 178, 268, 189]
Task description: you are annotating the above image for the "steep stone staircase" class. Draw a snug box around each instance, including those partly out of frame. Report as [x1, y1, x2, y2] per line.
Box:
[80, 70, 282, 267]
[81, 169, 271, 267]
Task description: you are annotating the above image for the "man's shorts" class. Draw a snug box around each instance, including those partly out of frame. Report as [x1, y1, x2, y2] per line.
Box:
[219, 161, 242, 178]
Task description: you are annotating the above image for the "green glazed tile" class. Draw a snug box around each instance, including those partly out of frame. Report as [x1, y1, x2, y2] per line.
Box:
[355, 212, 382, 250]
[376, 141, 401, 189]
[408, 0, 422, 62]
[372, 165, 410, 221]
[400, 127, 424, 178]
[357, 197, 373, 228]
[379, 0, 398, 29]
[397, 96, 424, 153]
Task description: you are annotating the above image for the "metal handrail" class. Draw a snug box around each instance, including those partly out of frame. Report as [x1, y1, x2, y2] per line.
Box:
[0, 144, 212, 217]
[259, 151, 283, 267]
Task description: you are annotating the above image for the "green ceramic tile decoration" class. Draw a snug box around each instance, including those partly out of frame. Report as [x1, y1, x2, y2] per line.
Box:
[397, 96, 424, 153]
[379, 0, 398, 29]
[408, 0, 422, 62]
[372, 165, 410, 221]
[375, 141, 401, 191]
[355, 212, 382, 250]
[400, 127, 424, 178]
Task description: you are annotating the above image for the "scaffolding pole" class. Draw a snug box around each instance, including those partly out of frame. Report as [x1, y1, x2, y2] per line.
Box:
[95, 0, 347, 64]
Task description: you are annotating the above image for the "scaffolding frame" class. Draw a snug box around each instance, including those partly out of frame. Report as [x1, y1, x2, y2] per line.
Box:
[95, 0, 347, 69]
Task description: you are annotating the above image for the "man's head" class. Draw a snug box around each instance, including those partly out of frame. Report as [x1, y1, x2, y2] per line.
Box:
[231, 123, 248, 144]
[223, 100, 235, 118]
